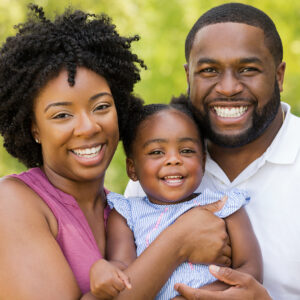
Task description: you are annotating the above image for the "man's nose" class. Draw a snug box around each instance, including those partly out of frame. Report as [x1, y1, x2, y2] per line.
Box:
[215, 70, 243, 97]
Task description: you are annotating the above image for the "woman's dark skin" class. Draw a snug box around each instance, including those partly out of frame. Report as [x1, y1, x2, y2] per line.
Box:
[0, 68, 230, 300]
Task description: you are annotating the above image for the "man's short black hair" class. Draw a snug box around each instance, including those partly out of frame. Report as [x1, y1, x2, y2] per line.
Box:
[0, 4, 146, 168]
[185, 2, 283, 65]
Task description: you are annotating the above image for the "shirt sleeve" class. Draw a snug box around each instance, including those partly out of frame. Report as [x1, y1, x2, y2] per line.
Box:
[124, 180, 146, 198]
[106, 192, 134, 230]
[216, 189, 250, 218]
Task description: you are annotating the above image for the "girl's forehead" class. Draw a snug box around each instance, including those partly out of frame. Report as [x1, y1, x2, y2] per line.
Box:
[137, 109, 200, 139]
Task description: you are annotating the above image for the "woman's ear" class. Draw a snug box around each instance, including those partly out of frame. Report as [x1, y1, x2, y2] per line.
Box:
[126, 158, 138, 181]
[31, 122, 40, 144]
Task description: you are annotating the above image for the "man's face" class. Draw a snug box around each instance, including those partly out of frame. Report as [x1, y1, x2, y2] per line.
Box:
[185, 22, 285, 147]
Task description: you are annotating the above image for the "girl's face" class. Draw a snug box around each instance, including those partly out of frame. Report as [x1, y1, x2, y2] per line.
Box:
[32, 67, 119, 185]
[127, 109, 205, 204]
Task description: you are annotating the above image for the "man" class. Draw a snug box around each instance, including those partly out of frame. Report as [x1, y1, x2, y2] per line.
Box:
[125, 3, 300, 300]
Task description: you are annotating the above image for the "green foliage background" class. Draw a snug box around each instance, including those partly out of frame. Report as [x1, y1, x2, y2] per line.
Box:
[1, 0, 300, 193]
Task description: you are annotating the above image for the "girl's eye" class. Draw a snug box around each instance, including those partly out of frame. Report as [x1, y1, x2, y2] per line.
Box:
[149, 150, 164, 155]
[181, 148, 196, 154]
[52, 112, 71, 119]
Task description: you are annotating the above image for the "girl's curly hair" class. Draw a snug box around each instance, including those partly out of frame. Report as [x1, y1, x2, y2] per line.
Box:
[0, 4, 146, 168]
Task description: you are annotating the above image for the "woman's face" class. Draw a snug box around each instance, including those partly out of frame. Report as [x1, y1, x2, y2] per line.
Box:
[32, 67, 119, 183]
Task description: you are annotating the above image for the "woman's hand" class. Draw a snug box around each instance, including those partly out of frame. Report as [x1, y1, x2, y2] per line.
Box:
[175, 196, 231, 266]
[174, 265, 272, 300]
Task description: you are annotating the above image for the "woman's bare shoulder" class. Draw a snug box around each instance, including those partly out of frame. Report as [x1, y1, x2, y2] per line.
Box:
[0, 175, 58, 235]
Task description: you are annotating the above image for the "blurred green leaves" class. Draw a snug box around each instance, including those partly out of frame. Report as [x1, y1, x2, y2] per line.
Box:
[1, 0, 300, 193]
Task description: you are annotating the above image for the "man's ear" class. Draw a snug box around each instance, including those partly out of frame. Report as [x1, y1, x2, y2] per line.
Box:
[31, 121, 40, 144]
[184, 63, 190, 95]
[126, 158, 138, 181]
[276, 61, 286, 92]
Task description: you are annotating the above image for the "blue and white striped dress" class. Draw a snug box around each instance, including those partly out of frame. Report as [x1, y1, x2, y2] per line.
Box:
[107, 188, 249, 300]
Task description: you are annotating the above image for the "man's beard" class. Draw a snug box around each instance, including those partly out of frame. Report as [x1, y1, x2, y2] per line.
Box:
[192, 81, 281, 148]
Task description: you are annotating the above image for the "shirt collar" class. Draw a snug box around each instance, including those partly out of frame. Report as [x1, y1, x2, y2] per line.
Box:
[264, 102, 300, 164]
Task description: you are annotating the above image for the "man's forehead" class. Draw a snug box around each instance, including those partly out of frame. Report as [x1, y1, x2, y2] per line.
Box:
[189, 22, 269, 60]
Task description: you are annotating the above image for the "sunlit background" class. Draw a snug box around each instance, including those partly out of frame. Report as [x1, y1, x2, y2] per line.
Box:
[1, 0, 300, 193]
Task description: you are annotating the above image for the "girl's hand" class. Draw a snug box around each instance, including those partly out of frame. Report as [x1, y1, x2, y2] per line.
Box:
[90, 259, 131, 299]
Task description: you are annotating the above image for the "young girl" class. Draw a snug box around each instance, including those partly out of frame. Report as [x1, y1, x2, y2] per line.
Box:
[90, 101, 262, 299]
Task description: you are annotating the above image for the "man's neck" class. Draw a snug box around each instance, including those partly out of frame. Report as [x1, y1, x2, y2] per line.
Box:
[208, 107, 284, 182]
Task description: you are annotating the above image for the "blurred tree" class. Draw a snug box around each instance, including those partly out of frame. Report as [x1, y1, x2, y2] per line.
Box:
[1, 0, 300, 193]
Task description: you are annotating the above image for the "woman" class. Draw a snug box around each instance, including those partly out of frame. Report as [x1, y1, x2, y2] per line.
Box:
[0, 5, 230, 300]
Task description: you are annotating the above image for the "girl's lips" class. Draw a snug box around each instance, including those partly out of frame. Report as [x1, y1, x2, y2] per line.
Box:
[162, 175, 185, 187]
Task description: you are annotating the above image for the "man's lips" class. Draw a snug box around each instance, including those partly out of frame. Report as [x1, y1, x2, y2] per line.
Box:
[213, 106, 248, 118]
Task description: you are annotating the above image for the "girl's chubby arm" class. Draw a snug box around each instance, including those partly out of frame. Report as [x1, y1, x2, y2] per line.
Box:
[104, 199, 231, 300]
[0, 177, 97, 300]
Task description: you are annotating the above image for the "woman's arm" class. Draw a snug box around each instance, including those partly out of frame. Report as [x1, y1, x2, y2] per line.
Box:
[0, 178, 94, 300]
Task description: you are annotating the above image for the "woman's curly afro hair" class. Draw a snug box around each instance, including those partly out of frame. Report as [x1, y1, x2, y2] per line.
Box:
[0, 4, 146, 168]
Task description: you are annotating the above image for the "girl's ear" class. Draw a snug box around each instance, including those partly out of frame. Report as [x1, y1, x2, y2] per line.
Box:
[126, 158, 138, 181]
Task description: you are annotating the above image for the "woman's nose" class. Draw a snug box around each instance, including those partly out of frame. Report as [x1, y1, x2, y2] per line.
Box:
[73, 113, 101, 137]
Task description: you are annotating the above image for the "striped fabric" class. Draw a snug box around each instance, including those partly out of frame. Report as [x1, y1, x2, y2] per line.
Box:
[107, 188, 249, 299]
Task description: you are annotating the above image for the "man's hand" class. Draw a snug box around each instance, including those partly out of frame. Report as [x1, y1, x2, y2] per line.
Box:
[90, 259, 131, 299]
[174, 265, 272, 300]
[176, 196, 231, 266]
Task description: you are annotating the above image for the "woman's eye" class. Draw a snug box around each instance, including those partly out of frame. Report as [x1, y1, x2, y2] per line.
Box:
[52, 112, 71, 119]
[94, 104, 110, 111]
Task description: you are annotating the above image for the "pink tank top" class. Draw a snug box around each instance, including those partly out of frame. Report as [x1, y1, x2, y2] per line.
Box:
[11, 168, 110, 293]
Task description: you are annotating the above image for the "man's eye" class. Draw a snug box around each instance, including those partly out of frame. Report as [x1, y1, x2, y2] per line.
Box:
[240, 67, 259, 73]
[200, 67, 217, 73]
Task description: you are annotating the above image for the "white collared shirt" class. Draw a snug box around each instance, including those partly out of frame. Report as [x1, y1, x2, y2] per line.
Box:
[124, 102, 300, 300]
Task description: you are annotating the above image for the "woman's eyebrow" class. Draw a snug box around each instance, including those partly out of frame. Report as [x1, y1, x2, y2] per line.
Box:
[89, 92, 113, 101]
[44, 92, 113, 112]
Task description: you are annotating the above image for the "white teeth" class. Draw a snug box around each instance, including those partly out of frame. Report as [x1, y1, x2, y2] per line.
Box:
[214, 106, 247, 118]
[72, 145, 102, 158]
[164, 175, 183, 179]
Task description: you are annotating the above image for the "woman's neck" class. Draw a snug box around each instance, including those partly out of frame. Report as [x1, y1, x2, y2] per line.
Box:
[41, 165, 106, 208]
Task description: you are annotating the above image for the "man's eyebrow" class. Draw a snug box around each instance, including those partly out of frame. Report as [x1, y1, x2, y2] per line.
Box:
[239, 57, 263, 64]
[44, 92, 113, 113]
[197, 58, 218, 65]
[142, 138, 168, 148]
